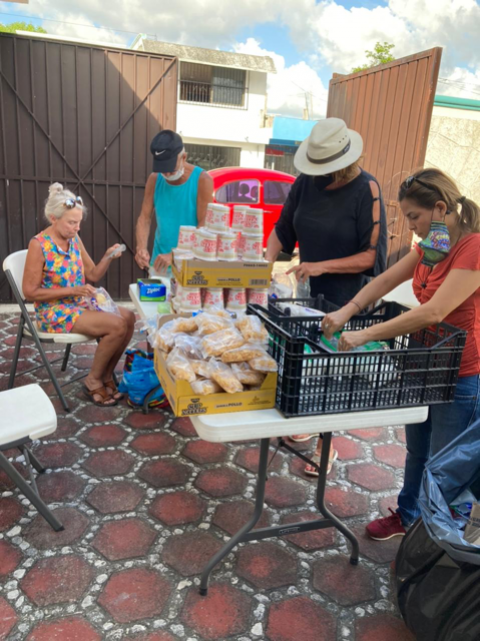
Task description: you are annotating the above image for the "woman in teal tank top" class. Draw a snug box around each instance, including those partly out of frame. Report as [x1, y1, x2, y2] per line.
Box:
[152, 165, 203, 260]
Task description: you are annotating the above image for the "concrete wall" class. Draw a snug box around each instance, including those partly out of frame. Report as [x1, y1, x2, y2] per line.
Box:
[177, 70, 271, 147]
[425, 105, 480, 204]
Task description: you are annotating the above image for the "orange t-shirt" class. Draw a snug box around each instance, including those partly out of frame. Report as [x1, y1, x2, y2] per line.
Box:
[413, 233, 480, 377]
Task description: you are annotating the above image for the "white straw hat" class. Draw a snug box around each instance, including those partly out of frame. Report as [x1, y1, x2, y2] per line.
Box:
[294, 118, 363, 176]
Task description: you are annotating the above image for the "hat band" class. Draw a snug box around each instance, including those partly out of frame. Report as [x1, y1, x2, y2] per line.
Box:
[306, 140, 351, 165]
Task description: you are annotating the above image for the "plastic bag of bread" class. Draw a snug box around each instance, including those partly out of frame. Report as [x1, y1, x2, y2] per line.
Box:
[171, 317, 198, 334]
[196, 313, 233, 336]
[208, 307, 233, 319]
[209, 360, 244, 394]
[201, 327, 245, 358]
[174, 334, 203, 360]
[249, 352, 278, 373]
[221, 343, 267, 363]
[190, 359, 213, 379]
[191, 378, 222, 396]
[166, 348, 197, 383]
[154, 321, 176, 353]
[231, 362, 266, 386]
[235, 315, 269, 344]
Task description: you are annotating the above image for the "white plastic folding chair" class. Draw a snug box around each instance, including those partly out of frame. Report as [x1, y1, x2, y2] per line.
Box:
[3, 250, 95, 412]
[0, 384, 63, 531]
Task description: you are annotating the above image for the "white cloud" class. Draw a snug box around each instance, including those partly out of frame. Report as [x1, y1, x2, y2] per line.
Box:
[233, 38, 328, 118]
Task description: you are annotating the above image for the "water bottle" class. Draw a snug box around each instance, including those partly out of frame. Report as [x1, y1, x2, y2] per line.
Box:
[296, 278, 311, 300]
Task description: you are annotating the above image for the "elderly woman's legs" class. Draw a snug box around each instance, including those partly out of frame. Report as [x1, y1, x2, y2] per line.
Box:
[102, 307, 135, 399]
[72, 311, 131, 405]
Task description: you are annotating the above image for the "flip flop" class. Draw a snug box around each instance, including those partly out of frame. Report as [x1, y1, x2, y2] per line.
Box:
[289, 434, 317, 443]
[304, 449, 338, 477]
[83, 385, 118, 407]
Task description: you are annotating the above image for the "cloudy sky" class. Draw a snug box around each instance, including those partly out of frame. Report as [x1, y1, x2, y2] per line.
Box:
[2, 0, 479, 119]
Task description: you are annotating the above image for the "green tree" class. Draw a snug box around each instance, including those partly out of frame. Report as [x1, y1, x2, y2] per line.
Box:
[0, 22, 47, 34]
[352, 42, 395, 73]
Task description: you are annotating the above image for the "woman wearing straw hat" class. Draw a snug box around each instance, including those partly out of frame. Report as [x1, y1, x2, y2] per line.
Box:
[266, 118, 387, 476]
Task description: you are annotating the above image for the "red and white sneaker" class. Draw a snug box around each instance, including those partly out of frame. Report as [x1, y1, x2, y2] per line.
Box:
[366, 508, 407, 541]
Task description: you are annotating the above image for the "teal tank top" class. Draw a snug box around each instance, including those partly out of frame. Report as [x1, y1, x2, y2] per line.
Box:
[152, 166, 203, 260]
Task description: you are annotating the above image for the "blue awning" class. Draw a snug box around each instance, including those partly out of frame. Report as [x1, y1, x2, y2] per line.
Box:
[270, 116, 317, 147]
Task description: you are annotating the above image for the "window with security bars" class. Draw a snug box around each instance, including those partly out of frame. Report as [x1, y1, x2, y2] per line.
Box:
[184, 144, 241, 171]
[180, 62, 247, 108]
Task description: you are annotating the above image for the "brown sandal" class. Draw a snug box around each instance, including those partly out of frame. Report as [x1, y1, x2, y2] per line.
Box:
[83, 384, 118, 407]
[104, 380, 124, 402]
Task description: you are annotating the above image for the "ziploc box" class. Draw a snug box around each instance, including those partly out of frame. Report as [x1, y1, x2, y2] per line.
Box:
[137, 279, 167, 302]
[172, 257, 272, 289]
[153, 315, 277, 417]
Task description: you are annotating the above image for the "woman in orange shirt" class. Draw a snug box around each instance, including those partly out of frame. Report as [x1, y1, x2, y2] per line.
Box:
[322, 168, 480, 541]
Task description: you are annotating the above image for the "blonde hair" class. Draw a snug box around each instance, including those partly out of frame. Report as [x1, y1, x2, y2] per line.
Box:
[330, 160, 361, 185]
[398, 169, 480, 234]
[44, 183, 86, 223]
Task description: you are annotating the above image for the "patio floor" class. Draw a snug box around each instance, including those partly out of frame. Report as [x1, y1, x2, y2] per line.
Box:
[0, 311, 414, 641]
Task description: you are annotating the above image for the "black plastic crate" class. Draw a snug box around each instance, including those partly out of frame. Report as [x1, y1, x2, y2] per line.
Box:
[249, 301, 467, 418]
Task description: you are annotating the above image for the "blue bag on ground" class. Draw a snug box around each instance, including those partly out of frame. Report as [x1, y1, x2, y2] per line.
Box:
[118, 349, 166, 408]
[395, 418, 480, 641]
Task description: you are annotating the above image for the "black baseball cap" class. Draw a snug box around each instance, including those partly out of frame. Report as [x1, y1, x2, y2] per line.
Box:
[150, 130, 184, 173]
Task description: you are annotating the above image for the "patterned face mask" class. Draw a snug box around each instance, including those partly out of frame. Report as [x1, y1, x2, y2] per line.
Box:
[418, 220, 451, 267]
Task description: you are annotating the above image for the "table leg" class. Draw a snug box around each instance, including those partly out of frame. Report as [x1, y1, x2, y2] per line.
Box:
[199, 437, 271, 596]
[316, 432, 359, 565]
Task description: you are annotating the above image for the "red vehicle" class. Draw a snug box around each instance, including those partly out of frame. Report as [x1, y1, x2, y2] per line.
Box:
[208, 167, 295, 247]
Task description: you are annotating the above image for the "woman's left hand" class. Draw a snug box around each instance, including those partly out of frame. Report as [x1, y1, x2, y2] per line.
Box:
[337, 330, 370, 352]
[286, 262, 325, 283]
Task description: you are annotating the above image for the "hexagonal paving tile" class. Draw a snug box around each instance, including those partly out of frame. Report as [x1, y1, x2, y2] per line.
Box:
[264, 476, 308, 508]
[54, 417, 81, 439]
[280, 511, 336, 550]
[0, 596, 18, 639]
[37, 471, 86, 503]
[86, 481, 144, 514]
[125, 412, 168, 430]
[170, 417, 197, 437]
[80, 424, 127, 447]
[195, 467, 247, 498]
[124, 633, 176, 641]
[355, 614, 414, 641]
[75, 404, 123, 423]
[0, 464, 28, 491]
[236, 541, 297, 589]
[351, 525, 403, 564]
[212, 500, 271, 536]
[98, 568, 171, 623]
[373, 444, 406, 468]
[130, 433, 176, 456]
[26, 616, 101, 641]
[181, 583, 251, 641]
[234, 446, 283, 473]
[348, 427, 386, 441]
[82, 450, 135, 477]
[32, 443, 83, 469]
[163, 531, 223, 576]
[182, 440, 228, 464]
[0, 497, 24, 532]
[21, 555, 93, 606]
[332, 435, 365, 460]
[313, 555, 376, 605]
[149, 491, 206, 526]
[138, 459, 191, 488]
[24, 507, 89, 549]
[0, 539, 22, 578]
[347, 463, 396, 491]
[92, 518, 156, 560]
[324, 487, 369, 518]
[265, 596, 336, 641]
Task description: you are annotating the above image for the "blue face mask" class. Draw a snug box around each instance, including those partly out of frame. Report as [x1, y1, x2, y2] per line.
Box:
[418, 220, 451, 267]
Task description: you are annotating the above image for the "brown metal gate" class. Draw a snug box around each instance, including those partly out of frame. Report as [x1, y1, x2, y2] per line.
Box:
[0, 33, 178, 302]
[327, 47, 442, 266]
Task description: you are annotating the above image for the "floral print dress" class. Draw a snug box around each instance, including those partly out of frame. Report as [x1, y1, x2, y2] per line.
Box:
[34, 231, 89, 333]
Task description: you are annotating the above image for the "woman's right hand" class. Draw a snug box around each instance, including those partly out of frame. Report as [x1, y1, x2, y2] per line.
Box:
[73, 284, 97, 298]
[322, 307, 354, 338]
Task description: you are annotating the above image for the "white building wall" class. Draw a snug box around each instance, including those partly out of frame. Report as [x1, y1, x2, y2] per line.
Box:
[177, 70, 271, 153]
[182, 136, 268, 168]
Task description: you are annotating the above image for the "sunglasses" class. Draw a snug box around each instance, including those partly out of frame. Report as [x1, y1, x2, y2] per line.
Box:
[64, 195, 83, 209]
[403, 175, 433, 191]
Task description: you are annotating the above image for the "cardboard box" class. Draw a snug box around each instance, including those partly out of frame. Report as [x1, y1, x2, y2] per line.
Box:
[137, 279, 167, 302]
[172, 257, 272, 289]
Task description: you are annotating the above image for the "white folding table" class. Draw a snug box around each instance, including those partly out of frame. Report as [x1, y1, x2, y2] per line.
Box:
[191, 404, 428, 595]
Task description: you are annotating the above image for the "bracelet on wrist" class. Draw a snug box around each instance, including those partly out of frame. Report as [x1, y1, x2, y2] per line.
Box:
[348, 299, 363, 313]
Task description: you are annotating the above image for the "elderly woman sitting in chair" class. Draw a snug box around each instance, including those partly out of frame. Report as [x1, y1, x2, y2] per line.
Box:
[22, 183, 135, 407]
